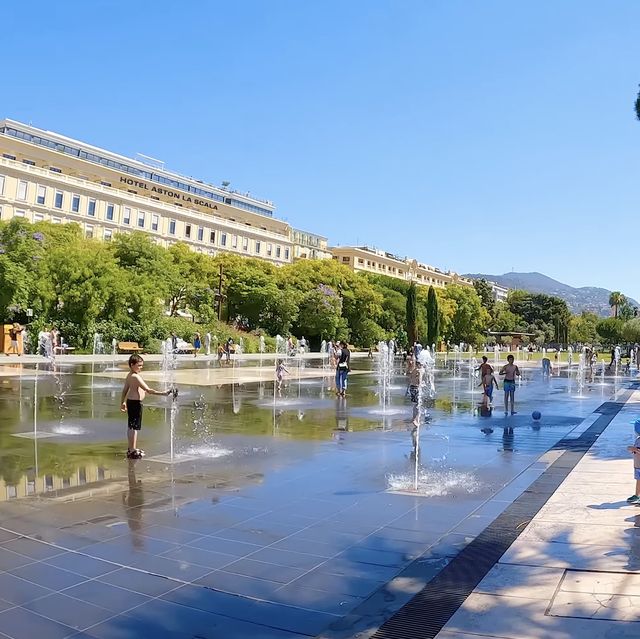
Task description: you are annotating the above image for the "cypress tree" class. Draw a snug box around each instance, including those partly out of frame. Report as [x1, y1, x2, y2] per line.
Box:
[406, 282, 418, 346]
[427, 285, 440, 347]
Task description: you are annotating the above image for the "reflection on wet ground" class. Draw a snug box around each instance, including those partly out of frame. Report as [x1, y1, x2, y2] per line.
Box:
[0, 356, 630, 638]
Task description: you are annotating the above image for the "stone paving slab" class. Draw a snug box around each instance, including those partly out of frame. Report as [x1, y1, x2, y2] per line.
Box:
[433, 387, 640, 637]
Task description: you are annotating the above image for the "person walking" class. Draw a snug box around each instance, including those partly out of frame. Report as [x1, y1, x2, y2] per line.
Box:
[193, 332, 201, 357]
[335, 341, 351, 397]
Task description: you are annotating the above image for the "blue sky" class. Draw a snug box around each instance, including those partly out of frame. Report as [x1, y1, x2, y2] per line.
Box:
[4, 1, 640, 297]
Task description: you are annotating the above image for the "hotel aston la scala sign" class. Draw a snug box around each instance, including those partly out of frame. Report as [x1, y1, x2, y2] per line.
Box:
[119, 177, 219, 210]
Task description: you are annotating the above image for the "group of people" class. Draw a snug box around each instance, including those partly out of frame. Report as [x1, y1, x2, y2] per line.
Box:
[477, 355, 521, 415]
[275, 339, 350, 396]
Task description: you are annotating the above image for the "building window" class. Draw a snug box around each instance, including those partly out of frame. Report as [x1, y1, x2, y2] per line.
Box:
[49, 167, 62, 174]
[255, 241, 261, 254]
[197, 227, 204, 242]
[79, 467, 87, 484]
[2, 154, 16, 160]
[220, 233, 227, 246]
[17, 180, 27, 201]
[22, 159, 35, 166]
[169, 219, 176, 235]
[85, 225, 94, 239]
[242, 237, 249, 251]
[209, 230, 215, 244]
[34, 213, 44, 222]
[0, 175, 4, 195]
[6, 485, 17, 499]
[104, 229, 113, 241]
[276, 246, 281, 258]
[285, 248, 290, 260]
[267, 243, 272, 256]
[15, 209, 25, 218]
[152, 214, 159, 231]
[45, 475, 54, 491]
[54, 191, 64, 209]
[52, 217, 62, 224]
[232, 235, 238, 248]
[123, 207, 131, 225]
[137, 211, 145, 228]
[87, 198, 96, 216]
[36, 185, 46, 205]
[106, 203, 114, 221]
[185, 224, 191, 238]
[71, 194, 80, 213]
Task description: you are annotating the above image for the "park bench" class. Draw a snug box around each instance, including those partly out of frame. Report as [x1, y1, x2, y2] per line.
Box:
[117, 341, 143, 354]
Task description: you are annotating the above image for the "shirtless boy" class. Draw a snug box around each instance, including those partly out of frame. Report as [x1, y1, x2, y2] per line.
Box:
[499, 354, 521, 415]
[120, 354, 173, 459]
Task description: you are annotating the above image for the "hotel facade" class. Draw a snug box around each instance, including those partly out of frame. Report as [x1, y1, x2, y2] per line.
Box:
[330, 245, 474, 289]
[0, 119, 323, 264]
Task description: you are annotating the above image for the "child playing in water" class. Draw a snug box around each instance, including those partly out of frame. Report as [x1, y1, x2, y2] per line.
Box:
[275, 359, 289, 392]
[627, 419, 640, 503]
[481, 370, 499, 408]
[120, 354, 173, 459]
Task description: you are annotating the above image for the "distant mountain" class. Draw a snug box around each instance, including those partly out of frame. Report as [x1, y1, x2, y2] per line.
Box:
[464, 271, 638, 317]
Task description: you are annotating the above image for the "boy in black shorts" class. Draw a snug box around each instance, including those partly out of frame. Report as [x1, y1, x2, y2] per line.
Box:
[120, 354, 173, 459]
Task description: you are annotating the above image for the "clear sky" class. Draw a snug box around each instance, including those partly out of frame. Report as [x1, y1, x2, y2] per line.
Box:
[4, 1, 640, 297]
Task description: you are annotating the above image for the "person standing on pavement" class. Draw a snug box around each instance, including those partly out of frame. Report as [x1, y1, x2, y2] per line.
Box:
[336, 341, 351, 397]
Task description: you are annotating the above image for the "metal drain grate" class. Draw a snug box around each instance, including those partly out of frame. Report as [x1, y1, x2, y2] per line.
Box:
[367, 392, 632, 639]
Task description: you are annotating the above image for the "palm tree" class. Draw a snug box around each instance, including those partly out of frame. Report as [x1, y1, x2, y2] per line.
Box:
[609, 291, 625, 318]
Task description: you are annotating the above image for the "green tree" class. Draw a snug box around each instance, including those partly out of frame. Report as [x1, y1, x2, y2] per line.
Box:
[426, 286, 440, 346]
[569, 311, 599, 344]
[619, 299, 636, 321]
[442, 285, 490, 345]
[295, 284, 346, 341]
[622, 318, 640, 343]
[473, 279, 495, 315]
[596, 317, 625, 345]
[406, 282, 418, 345]
[608, 291, 625, 319]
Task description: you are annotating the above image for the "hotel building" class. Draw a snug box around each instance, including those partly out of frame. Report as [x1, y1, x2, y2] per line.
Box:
[0, 119, 318, 264]
[330, 245, 474, 289]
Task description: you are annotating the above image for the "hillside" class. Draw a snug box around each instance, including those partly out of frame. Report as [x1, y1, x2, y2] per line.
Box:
[465, 271, 638, 317]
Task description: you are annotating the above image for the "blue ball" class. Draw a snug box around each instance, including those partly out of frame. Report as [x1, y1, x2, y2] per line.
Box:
[532, 411, 542, 421]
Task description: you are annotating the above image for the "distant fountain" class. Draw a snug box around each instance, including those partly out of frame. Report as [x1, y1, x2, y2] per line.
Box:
[469, 356, 478, 391]
[259, 335, 265, 354]
[236, 338, 244, 356]
[275, 335, 286, 356]
[92, 333, 104, 356]
[452, 345, 462, 377]
[205, 332, 211, 356]
[320, 339, 327, 354]
[493, 344, 499, 364]
[614, 346, 621, 377]
[577, 347, 586, 395]
[376, 341, 394, 411]
[600, 359, 606, 385]
[567, 346, 573, 368]
[38, 330, 54, 359]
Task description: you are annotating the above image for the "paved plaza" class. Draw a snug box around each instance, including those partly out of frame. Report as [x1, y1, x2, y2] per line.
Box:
[0, 355, 637, 637]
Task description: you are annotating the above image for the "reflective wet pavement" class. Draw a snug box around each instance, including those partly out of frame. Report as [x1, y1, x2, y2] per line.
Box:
[0, 356, 627, 638]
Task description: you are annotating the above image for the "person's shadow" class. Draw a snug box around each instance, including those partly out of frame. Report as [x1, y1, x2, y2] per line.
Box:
[122, 459, 144, 549]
